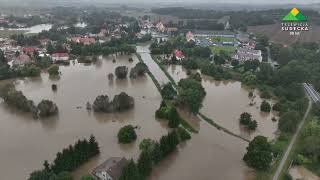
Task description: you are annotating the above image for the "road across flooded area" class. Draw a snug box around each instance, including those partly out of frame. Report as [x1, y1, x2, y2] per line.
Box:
[0, 55, 167, 180]
[137, 45, 170, 86]
[166, 65, 278, 140]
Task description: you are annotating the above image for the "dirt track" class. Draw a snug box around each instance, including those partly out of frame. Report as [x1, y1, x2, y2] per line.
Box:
[248, 24, 320, 45]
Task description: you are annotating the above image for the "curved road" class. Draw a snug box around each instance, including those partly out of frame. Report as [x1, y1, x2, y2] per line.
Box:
[272, 93, 312, 180]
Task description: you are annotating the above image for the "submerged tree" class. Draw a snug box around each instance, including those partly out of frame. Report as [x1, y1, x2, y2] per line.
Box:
[118, 125, 137, 144]
[137, 151, 152, 178]
[37, 100, 59, 117]
[115, 66, 128, 79]
[260, 100, 271, 112]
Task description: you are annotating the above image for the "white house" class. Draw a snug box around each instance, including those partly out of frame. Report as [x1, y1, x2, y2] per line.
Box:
[156, 21, 166, 33]
[233, 47, 262, 62]
[52, 53, 69, 62]
[92, 157, 128, 180]
[186, 31, 195, 42]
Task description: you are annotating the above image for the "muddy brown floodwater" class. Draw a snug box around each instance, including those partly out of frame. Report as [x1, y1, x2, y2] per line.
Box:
[0, 55, 168, 180]
[166, 65, 279, 140]
[1, 53, 258, 180]
[150, 111, 255, 180]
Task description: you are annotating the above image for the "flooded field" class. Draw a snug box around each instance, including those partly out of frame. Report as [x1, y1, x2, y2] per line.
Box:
[0, 53, 258, 180]
[0, 55, 167, 180]
[166, 65, 278, 140]
[150, 112, 254, 180]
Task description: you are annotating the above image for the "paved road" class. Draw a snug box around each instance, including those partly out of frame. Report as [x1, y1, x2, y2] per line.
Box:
[303, 83, 320, 103]
[136, 45, 170, 86]
[272, 85, 313, 180]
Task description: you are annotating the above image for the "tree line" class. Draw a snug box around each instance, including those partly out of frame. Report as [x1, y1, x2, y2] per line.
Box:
[28, 135, 100, 180]
[119, 128, 191, 180]
[150, 36, 211, 59]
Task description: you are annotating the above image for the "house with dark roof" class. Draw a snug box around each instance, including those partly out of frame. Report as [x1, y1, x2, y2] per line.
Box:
[92, 157, 128, 180]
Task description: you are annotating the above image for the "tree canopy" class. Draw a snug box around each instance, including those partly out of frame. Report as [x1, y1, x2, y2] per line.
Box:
[243, 136, 272, 170]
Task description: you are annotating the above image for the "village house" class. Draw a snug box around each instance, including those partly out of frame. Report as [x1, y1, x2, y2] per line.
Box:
[52, 53, 69, 62]
[233, 47, 262, 62]
[12, 54, 32, 67]
[173, 50, 185, 61]
[186, 31, 195, 42]
[155, 21, 166, 33]
[92, 157, 128, 180]
[22, 47, 38, 56]
[39, 38, 51, 46]
[0, 17, 9, 24]
[142, 20, 153, 29]
[98, 28, 109, 38]
[236, 34, 256, 49]
[70, 37, 96, 45]
[166, 27, 178, 35]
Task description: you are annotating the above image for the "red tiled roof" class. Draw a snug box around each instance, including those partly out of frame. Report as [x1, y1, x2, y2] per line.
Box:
[23, 47, 37, 53]
[174, 50, 185, 58]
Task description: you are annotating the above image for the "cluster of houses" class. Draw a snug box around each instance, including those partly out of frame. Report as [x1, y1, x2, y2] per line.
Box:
[0, 17, 9, 25]
[184, 31, 263, 63]
[234, 34, 263, 62]
[0, 37, 69, 68]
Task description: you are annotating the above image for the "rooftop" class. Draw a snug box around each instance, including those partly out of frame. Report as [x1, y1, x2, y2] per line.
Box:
[92, 157, 128, 180]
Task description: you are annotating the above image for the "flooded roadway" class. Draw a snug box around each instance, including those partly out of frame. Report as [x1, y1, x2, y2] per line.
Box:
[149, 112, 254, 180]
[137, 44, 170, 86]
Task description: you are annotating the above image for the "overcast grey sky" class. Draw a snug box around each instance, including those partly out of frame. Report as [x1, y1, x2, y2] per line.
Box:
[0, 0, 319, 4]
[0, 0, 319, 7]
[127, 0, 318, 4]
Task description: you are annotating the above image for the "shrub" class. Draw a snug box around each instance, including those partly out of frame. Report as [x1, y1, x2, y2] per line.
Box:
[118, 125, 137, 144]
[115, 66, 128, 79]
[239, 112, 252, 125]
[239, 112, 257, 130]
[161, 83, 177, 100]
[260, 100, 271, 112]
[248, 120, 258, 130]
[272, 102, 282, 111]
[177, 127, 191, 141]
[48, 65, 59, 76]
